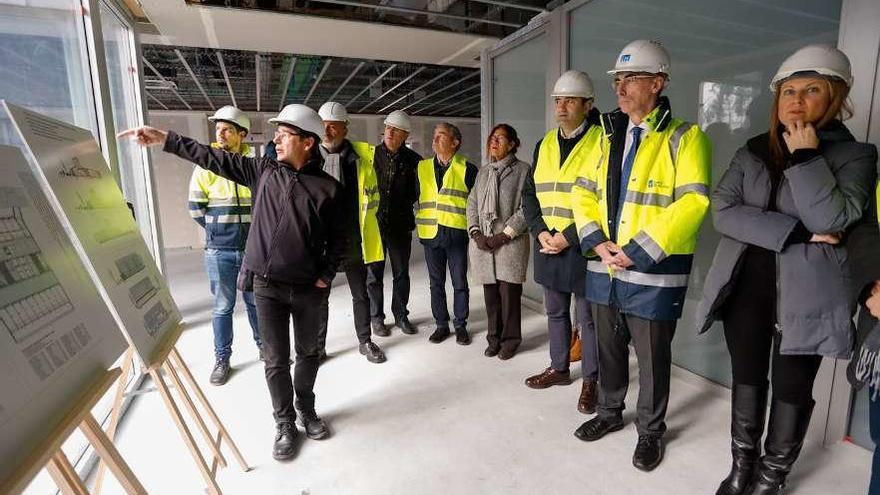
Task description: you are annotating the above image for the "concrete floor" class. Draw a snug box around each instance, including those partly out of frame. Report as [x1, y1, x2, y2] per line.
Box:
[89, 247, 870, 495]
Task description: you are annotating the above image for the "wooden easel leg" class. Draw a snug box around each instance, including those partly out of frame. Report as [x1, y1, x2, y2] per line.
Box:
[162, 360, 228, 468]
[148, 367, 223, 495]
[47, 451, 90, 495]
[79, 414, 148, 495]
[169, 348, 250, 472]
[94, 347, 135, 495]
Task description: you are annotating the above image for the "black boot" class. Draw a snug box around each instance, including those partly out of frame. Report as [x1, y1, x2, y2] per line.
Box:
[750, 398, 815, 495]
[716, 383, 768, 495]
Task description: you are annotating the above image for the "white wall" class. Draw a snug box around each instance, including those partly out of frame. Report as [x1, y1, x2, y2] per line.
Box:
[149, 110, 482, 249]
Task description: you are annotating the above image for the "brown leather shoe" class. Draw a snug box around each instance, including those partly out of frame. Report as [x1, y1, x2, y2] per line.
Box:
[524, 367, 571, 389]
[578, 380, 597, 414]
[569, 328, 582, 362]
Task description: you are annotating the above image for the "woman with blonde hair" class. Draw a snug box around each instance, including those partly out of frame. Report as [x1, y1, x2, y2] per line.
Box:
[697, 45, 878, 495]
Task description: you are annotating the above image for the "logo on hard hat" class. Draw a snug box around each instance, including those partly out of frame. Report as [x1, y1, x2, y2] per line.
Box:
[620, 54, 631, 62]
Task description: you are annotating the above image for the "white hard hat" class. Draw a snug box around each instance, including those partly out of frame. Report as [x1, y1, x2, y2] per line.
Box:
[208, 105, 251, 133]
[608, 39, 671, 76]
[318, 101, 350, 124]
[383, 110, 412, 133]
[268, 104, 324, 138]
[551, 70, 595, 99]
[769, 44, 853, 92]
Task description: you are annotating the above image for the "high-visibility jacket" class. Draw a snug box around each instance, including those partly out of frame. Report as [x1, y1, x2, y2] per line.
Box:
[188, 142, 254, 250]
[572, 101, 712, 321]
[534, 126, 604, 232]
[415, 154, 469, 239]
[350, 141, 384, 264]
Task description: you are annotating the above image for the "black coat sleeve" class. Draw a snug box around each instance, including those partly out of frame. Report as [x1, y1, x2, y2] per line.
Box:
[522, 139, 548, 237]
[163, 131, 263, 189]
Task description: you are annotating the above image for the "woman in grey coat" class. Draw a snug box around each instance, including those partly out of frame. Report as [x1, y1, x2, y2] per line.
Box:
[696, 45, 878, 495]
[467, 124, 530, 359]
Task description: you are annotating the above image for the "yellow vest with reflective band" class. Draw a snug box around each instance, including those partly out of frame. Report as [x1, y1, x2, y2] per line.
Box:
[349, 141, 384, 264]
[415, 154, 469, 240]
[535, 125, 603, 232]
[189, 143, 255, 248]
[571, 104, 711, 320]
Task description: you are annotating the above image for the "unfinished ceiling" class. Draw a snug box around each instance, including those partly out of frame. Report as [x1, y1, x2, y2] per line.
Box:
[188, 0, 555, 37]
[142, 45, 481, 117]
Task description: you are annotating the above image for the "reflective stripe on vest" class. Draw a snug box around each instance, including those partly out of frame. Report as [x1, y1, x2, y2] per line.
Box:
[535, 126, 600, 232]
[415, 155, 469, 239]
[350, 141, 384, 263]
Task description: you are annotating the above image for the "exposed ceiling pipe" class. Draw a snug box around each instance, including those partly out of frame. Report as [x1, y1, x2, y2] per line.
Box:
[144, 91, 169, 110]
[414, 83, 480, 114]
[358, 66, 425, 113]
[142, 57, 192, 110]
[216, 51, 237, 107]
[309, 0, 522, 28]
[378, 68, 455, 113]
[345, 64, 397, 106]
[400, 71, 479, 112]
[433, 90, 482, 114]
[255, 53, 261, 112]
[468, 0, 547, 13]
[303, 59, 332, 105]
[327, 61, 365, 103]
[174, 49, 214, 109]
[279, 56, 298, 111]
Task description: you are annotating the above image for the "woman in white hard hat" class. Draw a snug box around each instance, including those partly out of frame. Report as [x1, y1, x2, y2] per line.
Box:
[466, 123, 531, 359]
[697, 45, 878, 495]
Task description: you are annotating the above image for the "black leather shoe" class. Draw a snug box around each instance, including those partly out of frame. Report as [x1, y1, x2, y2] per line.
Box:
[429, 327, 450, 343]
[371, 318, 390, 337]
[455, 327, 471, 345]
[359, 341, 387, 363]
[296, 407, 329, 440]
[484, 345, 500, 357]
[573, 417, 624, 442]
[395, 317, 418, 335]
[498, 347, 517, 360]
[633, 435, 664, 472]
[272, 422, 299, 460]
[209, 359, 230, 386]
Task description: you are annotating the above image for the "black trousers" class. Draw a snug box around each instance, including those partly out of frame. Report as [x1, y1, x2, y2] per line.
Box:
[318, 261, 372, 349]
[366, 231, 412, 321]
[484, 281, 522, 351]
[253, 275, 327, 424]
[722, 259, 822, 405]
[594, 303, 676, 436]
[545, 287, 597, 379]
[423, 239, 469, 329]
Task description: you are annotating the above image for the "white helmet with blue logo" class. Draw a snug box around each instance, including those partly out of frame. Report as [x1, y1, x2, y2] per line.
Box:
[608, 39, 670, 77]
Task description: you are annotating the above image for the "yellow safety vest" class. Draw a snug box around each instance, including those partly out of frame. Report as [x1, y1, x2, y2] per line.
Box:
[534, 125, 603, 232]
[571, 104, 711, 321]
[350, 141, 384, 264]
[415, 154, 469, 240]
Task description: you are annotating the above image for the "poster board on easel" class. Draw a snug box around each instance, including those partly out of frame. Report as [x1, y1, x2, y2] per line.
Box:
[2, 101, 182, 368]
[0, 145, 128, 493]
[2, 103, 249, 495]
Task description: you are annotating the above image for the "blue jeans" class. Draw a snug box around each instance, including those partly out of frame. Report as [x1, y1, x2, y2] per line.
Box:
[204, 248, 260, 361]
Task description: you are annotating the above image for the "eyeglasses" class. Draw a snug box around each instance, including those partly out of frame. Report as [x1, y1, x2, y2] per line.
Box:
[611, 74, 656, 89]
[273, 129, 302, 140]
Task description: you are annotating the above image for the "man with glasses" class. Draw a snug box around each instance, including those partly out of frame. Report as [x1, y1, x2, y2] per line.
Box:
[367, 110, 423, 337]
[571, 40, 711, 471]
[521, 70, 601, 417]
[119, 103, 350, 461]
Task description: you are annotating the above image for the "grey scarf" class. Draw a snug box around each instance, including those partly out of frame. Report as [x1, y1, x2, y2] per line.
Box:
[320, 144, 344, 184]
[479, 154, 516, 234]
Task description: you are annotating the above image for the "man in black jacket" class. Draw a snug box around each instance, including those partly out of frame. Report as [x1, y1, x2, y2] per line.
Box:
[119, 104, 349, 462]
[367, 110, 422, 336]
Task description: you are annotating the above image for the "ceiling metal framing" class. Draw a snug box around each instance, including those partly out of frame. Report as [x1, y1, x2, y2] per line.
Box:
[142, 44, 482, 118]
